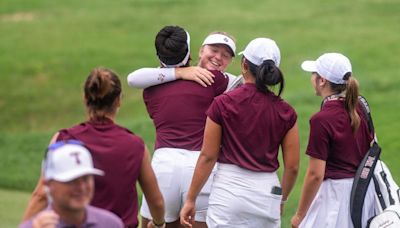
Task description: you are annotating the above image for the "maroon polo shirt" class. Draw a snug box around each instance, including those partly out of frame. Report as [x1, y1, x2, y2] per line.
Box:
[207, 83, 297, 172]
[57, 119, 144, 227]
[306, 100, 373, 179]
[143, 70, 228, 151]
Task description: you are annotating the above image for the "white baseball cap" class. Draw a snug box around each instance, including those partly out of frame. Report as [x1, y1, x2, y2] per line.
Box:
[301, 53, 352, 84]
[44, 141, 104, 182]
[238, 38, 281, 67]
[202, 33, 236, 56]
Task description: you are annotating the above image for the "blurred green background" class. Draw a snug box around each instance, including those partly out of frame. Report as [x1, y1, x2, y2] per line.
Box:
[1, 0, 399, 227]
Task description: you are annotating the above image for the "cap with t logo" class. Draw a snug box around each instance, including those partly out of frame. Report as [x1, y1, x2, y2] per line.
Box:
[44, 141, 104, 182]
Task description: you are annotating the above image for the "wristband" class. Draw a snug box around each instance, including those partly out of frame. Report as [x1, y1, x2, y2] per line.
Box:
[281, 199, 287, 205]
[151, 220, 166, 228]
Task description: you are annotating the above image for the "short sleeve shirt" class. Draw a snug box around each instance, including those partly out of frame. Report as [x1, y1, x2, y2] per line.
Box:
[143, 70, 228, 151]
[19, 205, 124, 228]
[306, 100, 373, 179]
[57, 119, 144, 227]
[207, 83, 297, 172]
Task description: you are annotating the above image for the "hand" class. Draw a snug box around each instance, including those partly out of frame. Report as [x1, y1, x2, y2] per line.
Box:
[180, 200, 196, 228]
[175, 67, 215, 87]
[280, 203, 284, 216]
[291, 213, 303, 228]
[32, 210, 59, 228]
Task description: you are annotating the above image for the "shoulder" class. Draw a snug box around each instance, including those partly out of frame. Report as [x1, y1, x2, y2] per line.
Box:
[87, 206, 124, 227]
[57, 123, 85, 139]
[58, 121, 89, 134]
[309, 110, 332, 128]
[271, 96, 297, 124]
[210, 70, 229, 85]
[112, 123, 134, 134]
[114, 124, 145, 144]
[275, 97, 296, 113]
[212, 90, 234, 105]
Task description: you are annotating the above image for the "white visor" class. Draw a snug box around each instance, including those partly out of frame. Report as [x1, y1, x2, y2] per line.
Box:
[202, 34, 236, 56]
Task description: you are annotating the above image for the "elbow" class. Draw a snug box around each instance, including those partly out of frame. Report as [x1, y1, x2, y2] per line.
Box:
[285, 164, 299, 177]
[126, 73, 138, 88]
[200, 152, 218, 164]
[308, 170, 324, 183]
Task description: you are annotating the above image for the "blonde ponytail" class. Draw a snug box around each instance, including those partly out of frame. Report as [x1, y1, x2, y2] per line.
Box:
[345, 77, 360, 133]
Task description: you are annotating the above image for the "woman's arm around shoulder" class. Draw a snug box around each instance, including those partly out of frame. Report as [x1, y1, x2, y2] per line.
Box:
[127, 67, 215, 88]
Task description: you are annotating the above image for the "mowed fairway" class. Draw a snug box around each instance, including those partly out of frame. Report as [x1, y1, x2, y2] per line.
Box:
[1, 0, 399, 227]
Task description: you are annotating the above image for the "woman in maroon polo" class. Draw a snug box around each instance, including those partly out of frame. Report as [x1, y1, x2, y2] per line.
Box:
[131, 26, 230, 228]
[23, 68, 165, 228]
[291, 53, 376, 228]
[180, 38, 300, 228]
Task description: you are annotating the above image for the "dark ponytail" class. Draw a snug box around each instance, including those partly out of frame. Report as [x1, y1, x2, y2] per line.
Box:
[247, 59, 285, 96]
[155, 25, 190, 66]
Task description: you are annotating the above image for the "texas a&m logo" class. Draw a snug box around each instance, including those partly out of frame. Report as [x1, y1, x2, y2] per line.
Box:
[70, 152, 82, 165]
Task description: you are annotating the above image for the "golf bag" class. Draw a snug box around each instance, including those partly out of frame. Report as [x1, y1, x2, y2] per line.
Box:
[368, 205, 400, 228]
[350, 96, 400, 228]
[372, 160, 400, 214]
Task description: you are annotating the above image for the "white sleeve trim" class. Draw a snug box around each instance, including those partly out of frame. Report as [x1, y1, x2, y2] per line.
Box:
[127, 68, 176, 89]
[225, 72, 243, 91]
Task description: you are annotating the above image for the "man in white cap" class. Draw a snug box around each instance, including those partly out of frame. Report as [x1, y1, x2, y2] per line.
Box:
[19, 140, 124, 228]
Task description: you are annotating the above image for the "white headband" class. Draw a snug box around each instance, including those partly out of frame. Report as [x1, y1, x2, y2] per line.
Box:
[160, 31, 191, 68]
[202, 34, 236, 56]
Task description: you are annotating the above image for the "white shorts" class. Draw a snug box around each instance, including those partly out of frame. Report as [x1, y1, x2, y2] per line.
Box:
[299, 178, 376, 228]
[206, 163, 282, 228]
[140, 148, 217, 223]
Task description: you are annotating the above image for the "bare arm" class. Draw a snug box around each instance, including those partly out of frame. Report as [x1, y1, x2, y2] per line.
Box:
[138, 146, 165, 226]
[280, 122, 300, 212]
[127, 67, 215, 89]
[22, 132, 59, 221]
[291, 157, 326, 227]
[180, 117, 221, 227]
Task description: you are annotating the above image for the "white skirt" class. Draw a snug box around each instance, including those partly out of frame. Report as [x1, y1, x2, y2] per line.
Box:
[300, 178, 376, 228]
[141, 148, 217, 222]
[206, 163, 282, 228]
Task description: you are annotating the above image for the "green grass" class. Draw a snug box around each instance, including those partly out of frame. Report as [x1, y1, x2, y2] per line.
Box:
[0, 188, 31, 227]
[1, 0, 400, 227]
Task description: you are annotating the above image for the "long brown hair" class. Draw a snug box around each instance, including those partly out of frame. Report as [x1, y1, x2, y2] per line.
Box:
[329, 74, 360, 133]
[84, 67, 121, 122]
